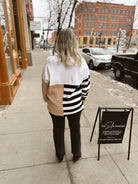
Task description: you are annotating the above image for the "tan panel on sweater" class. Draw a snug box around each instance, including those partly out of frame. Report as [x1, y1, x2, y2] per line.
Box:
[42, 79, 49, 102]
[47, 84, 64, 116]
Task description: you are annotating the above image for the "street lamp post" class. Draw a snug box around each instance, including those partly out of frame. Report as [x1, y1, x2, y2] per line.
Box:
[99, 30, 102, 48]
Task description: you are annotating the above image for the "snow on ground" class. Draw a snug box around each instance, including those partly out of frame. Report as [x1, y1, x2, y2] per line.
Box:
[90, 70, 138, 111]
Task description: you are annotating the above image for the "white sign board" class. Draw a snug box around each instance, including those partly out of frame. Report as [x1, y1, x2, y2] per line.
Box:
[30, 21, 41, 31]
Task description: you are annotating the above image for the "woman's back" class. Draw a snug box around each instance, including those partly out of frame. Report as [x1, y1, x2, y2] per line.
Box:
[42, 55, 90, 116]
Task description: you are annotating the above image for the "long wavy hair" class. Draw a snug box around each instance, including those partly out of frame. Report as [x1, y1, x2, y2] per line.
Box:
[55, 28, 82, 67]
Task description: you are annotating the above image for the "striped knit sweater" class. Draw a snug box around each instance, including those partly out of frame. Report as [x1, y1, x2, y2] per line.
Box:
[42, 55, 90, 116]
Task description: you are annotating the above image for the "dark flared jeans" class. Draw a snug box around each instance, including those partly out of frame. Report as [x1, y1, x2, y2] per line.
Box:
[50, 112, 81, 158]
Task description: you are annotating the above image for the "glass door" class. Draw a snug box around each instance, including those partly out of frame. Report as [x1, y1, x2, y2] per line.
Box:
[6, 0, 18, 70]
[0, 0, 14, 78]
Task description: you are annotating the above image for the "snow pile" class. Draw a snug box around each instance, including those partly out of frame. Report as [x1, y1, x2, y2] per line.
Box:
[91, 70, 138, 111]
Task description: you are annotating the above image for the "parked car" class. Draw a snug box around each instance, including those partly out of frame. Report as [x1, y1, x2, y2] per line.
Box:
[111, 52, 138, 80]
[43, 41, 55, 49]
[80, 47, 112, 70]
[39, 40, 44, 48]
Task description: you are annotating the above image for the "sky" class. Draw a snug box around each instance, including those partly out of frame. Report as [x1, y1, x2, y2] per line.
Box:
[32, 0, 138, 38]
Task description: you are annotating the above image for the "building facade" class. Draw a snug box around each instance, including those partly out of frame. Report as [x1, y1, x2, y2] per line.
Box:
[0, 0, 21, 105]
[74, 1, 135, 48]
[0, 0, 33, 105]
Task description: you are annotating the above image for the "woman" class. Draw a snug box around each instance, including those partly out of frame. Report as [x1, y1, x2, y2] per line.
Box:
[42, 28, 90, 162]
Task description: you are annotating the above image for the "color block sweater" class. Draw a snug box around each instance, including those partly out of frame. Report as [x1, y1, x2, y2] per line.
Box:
[42, 55, 90, 116]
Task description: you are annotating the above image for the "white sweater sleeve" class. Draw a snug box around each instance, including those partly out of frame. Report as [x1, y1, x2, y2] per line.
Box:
[81, 61, 90, 100]
[42, 59, 50, 83]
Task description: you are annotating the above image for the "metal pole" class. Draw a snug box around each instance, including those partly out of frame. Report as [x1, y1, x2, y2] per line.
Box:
[90, 108, 100, 142]
[98, 109, 101, 161]
[127, 108, 134, 160]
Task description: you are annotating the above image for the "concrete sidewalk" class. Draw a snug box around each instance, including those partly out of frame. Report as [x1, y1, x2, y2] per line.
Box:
[0, 49, 138, 184]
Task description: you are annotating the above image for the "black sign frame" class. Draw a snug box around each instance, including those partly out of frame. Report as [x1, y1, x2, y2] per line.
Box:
[90, 107, 134, 161]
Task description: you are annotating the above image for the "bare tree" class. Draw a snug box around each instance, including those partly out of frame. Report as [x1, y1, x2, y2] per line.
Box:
[68, 0, 78, 27]
[45, 0, 83, 54]
[127, 10, 137, 49]
[45, 0, 58, 50]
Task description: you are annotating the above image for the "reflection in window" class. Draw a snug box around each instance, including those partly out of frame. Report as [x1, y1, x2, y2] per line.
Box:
[118, 10, 121, 14]
[102, 38, 105, 44]
[109, 23, 112, 28]
[96, 38, 100, 45]
[0, 1, 13, 78]
[105, 9, 108, 13]
[105, 16, 108, 20]
[89, 7, 92, 12]
[12, 0, 22, 60]
[89, 37, 94, 44]
[108, 38, 112, 45]
[84, 22, 87, 27]
[88, 22, 91, 27]
[6, 0, 17, 70]
[101, 16, 104, 20]
[83, 37, 87, 44]
[84, 30, 87, 35]
[92, 22, 95, 28]
[113, 24, 115, 28]
[103, 30, 106, 36]
[88, 30, 91, 35]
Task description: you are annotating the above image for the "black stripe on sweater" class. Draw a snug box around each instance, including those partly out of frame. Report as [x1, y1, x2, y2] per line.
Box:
[63, 98, 82, 107]
[64, 84, 79, 89]
[82, 75, 90, 83]
[64, 88, 81, 95]
[81, 81, 90, 88]
[63, 102, 83, 113]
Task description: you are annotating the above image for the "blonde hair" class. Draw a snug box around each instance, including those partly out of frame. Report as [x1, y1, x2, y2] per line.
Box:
[55, 28, 82, 67]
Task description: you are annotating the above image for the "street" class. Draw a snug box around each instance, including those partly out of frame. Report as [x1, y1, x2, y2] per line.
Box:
[96, 68, 138, 90]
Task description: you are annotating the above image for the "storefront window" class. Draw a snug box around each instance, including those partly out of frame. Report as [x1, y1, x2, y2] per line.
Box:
[89, 37, 94, 44]
[12, 0, 22, 60]
[0, 0, 13, 78]
[6, 0, 17, 70]
[96, 38, 100, 45]
[83, 37, 87, 44]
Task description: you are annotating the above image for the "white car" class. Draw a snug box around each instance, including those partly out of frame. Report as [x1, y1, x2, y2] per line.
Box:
[80, 47, 112, 70]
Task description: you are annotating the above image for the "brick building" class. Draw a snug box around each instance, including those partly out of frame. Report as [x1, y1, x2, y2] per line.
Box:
[74, 1, 135, 48]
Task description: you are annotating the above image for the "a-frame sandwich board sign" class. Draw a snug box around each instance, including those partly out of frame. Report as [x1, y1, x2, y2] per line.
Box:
[90, 107, 134, 160]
